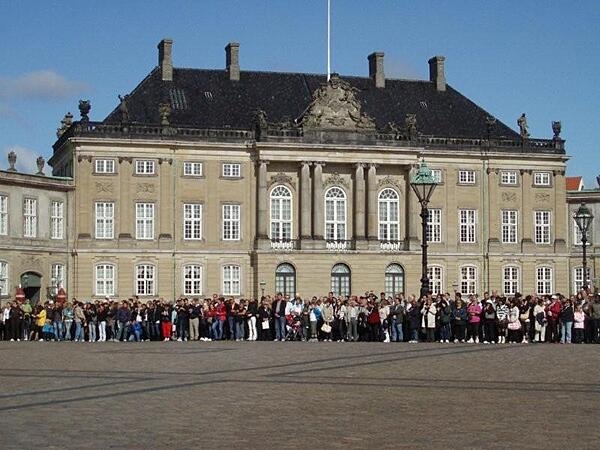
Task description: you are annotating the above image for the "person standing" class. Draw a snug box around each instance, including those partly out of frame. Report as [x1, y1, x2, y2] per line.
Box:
[272, 293, 287, 341]
[73, 301, 86, 342]
[560, 299, 574, 344]
[246, 298, 258, 341]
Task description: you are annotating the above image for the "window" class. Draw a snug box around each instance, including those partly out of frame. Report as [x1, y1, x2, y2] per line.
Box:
[275, 263, 296, 297]
[51, 263, 65, 288]
[536, 267, 553, 295]
[325, 187, 346, 241]
[427, 208, 442, 243]
[222, 204, 240, 240]
[222, 163, 241, 178]
[574, 219, 592, 246]
[458, 170, 475, 185]
[0, 261, 7, 296]
[459, 209, 477, 243]
[95, 264, 115, 296]
[573, 267, 591, 293]
[331, 263, 351, 297]
[460, 266, 477, 295]
[501, 210, 518, 244]
[183, 204, 202, 240]
[378, 189, 399, 241]
[385, 264, 404, 297]
[95, 159, 115, 174]
[503, 266, 519, 296]
[0, 195, 7, 235]
[500, 171, 518, 185]
[430, 169, 442, 184]
[136, 264, 155, 296]
[270, 186, 292, 240]
[135, 160, 155, 175]
[136, 203, 154, 240]
[183, 264, 203, 296]
[95, 202, 114, 239]
[427, 266, 443, 295]
[533, 171, 551, 186]
[222, 265, 241, 295]
[23, 198, 37, 238]
[183, 162, 203, 176]
[534, 210, 551, 244]
[50, 201, 64, 239]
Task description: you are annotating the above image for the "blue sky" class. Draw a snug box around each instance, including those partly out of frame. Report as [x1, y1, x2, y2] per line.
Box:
[1, 0, 599, 186]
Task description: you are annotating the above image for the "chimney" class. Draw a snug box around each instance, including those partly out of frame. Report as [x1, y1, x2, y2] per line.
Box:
[225, 42, 240, 81]
[368, 52, 385, 88]
[428, 56, 446, 92]
[157, 39, 173, 82]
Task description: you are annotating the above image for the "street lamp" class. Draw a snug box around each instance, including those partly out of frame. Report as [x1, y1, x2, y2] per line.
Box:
[574, 203, 594, 291]
[410, 159, 439, 299]
[259, 280, 266, 298]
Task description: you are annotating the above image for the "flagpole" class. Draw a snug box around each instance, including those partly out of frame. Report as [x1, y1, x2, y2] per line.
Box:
[327, 0, 331, 81]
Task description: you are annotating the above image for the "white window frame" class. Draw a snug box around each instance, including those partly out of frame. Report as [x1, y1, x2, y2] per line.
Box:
[51, 263, 65, 295]
[536, 266, 553, 295]
[430, 169, 443, 184]
[501, 210, 518, 244]
[503, 266, 519, 296]
[183, 264, 203, 296]
[222, 204, 240, 240]
[135, 264, 156, 296]
[500, 170, 518, 185]
[95, 263, 115, 297]
[533, 171, 551, 186]
[460, 266, 477, 295]
[183, 203, 203, 240]
[270, 185, 293, 240]
[95, 202, 114, 240]
[427, 208, 442, 243]
[95, 159, 115, 174]
[136, 203, 155, 240]
[325, 187, 347, 241]
[183, 161, 203, 177]
[427, 265, 443, 295]
[222, 163, 241, 178]
[222, 264, 241, 295]
[135, 160, 155, 175]
[459, 209, 477, 243]
[50, 200, 64, 240]
[0, 261, 8, 296]
[378, 188, 399, 241]
[534, 210, 551, 245]
[458, 170, 476, 185]
[0, 195, 7, 236]
[573, 267, 591, 293]
[23, 198, 37, 238]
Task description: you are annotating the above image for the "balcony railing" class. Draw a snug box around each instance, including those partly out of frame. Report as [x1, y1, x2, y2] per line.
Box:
[270, 239, 299, 250]
[379, 240, 402, 251]
[326, 239, 355, 251]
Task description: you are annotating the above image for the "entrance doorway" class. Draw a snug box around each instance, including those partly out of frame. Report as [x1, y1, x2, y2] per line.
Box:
[21, 272, 42, 305]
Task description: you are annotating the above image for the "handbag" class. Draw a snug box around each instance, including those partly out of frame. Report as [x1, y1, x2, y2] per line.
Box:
[321, 323, 332, 333]
[261, 320, 270, 330]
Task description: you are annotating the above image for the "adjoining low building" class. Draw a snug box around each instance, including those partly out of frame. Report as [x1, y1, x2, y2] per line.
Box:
[32, 39, 572, 300]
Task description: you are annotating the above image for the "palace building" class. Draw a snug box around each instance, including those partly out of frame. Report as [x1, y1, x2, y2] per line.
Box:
[2, 39, 576, 302]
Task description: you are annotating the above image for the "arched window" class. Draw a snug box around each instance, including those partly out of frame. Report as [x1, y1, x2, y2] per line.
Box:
[331, 263, 351, 297]
[95, 263, 115, 297]
[503, 266, 520, 296]
[536, 266, 553, 295]
[222, 264, 241, 296]
[325, 187, 346, 241]
[427, 265, 443, 295]
[135, 264, 155, 296]
[275, 263, 296, 297]
[378, 189, 399, 241]
[460, 265, 477, 295]
[385, 263, 404, 297]
[270, 185, 292, 240]
[0, 261, 8, 296]
[573, 267, 591, 293]
[183, 264, 203, 296]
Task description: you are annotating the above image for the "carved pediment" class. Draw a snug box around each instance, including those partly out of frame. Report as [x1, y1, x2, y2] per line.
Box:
[323, 172, 349, 189]
[300, 74, 376, 131]
[267, 172, 295, 190]
[378, 176, 402, 191]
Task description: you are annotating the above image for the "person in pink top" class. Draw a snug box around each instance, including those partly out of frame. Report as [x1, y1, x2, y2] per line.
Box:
[467, 296, 482, 343]
[573, 304, 586, 344]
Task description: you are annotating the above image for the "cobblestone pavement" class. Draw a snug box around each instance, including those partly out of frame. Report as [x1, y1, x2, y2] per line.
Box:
[0, 341, 599, 449]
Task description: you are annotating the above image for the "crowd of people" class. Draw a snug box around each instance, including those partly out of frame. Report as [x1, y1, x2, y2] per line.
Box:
[1, 290, 600, 345]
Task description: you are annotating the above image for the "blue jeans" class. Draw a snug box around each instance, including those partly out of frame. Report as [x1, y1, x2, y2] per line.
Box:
[116, 321, 128, 341]
[236, 321, 244, 340]
[560, 321, 572, 343]
[74, 322, 84, 341]
[275, 316, 286, 340]
[390, 318, 403, 342]
[440, 323, 451, 341]
[228, 316, 236, 340]
[53, 321, 63, 341]
[149, 322, 160, 340]
[410, 329, 419, 341]
[64, 320, 73, 340]
[212, 319, 224, 340]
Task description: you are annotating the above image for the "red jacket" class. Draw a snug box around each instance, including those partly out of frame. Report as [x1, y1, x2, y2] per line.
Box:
[545, 301, 561, 321]
[216, 303, 227, 321]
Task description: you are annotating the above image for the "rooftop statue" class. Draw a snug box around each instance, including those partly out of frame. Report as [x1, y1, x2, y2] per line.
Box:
[517, 113, 529, 139]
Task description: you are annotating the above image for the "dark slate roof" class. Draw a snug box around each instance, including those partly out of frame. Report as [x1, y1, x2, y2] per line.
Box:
[104, 67, 519, 140]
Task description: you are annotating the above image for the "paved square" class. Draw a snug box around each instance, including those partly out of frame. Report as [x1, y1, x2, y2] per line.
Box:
[0, 342, 598, 449]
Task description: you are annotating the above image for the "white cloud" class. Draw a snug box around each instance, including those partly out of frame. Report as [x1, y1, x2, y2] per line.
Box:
[3, 145, 45, 174]
[0, 70, 88, 101]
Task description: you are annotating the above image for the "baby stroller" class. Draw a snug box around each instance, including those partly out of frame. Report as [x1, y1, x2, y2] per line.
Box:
[285, 315, 303, 341]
